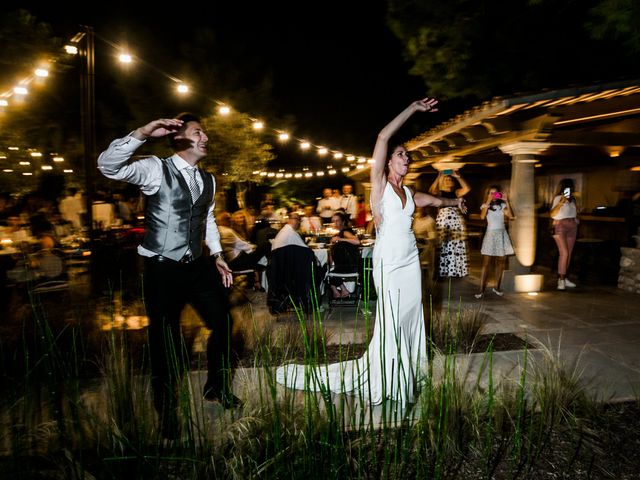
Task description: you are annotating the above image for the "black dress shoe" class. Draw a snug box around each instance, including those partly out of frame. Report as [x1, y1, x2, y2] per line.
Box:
[203, 388, 243, 409]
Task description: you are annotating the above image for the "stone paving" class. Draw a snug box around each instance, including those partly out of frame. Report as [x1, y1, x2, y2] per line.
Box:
[189, 251, 640, 426]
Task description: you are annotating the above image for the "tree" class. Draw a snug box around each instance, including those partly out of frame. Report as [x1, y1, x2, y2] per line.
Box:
[386, 0, 640, 101]
[588, 0, 640, 53]
[201, 110, 274, 209]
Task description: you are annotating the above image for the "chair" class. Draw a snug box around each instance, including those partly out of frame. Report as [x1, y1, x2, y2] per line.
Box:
[232, 269, 255, 280]
[231, 268, 257, 292]
[30, 249, 70, 296]
[326, 242, 361, 307]
[31, 280, 70, 294]
[229, 268, 258, 305]
[267, 245, 324, 313]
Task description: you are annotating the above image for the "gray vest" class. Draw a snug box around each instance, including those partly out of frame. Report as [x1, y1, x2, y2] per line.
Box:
[141, 158, 214, 261]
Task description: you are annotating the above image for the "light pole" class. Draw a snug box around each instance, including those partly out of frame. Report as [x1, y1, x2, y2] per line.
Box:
[76, 25, 96, 242]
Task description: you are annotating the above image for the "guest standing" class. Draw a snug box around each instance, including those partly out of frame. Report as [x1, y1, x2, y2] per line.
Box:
[475, 186, 515, 298]
[429, 170, 471, 277]
[550, 178, 579, 290]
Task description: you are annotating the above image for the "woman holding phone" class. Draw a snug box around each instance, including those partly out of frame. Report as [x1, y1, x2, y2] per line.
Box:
[475, 185, 515, 298]
[550, 178, 579, 290]
[429, 169, 471, 277]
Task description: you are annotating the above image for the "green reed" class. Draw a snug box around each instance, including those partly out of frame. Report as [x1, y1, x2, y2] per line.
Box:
[0, 266, 607, 479]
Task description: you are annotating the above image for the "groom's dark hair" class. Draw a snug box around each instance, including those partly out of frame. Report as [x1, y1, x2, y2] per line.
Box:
[169, 112, 202, 150]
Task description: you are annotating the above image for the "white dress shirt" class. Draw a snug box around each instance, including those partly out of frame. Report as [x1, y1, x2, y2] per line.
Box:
[59, 194, 85, 229]
[340, 194, 357, 218]
[271, 224, 309, 250]
[97, 134, 223, 256]
[317, 197, 339, 220]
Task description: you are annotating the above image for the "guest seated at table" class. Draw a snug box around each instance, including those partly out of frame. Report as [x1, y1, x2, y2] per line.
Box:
[328, 211, 361, 298]
[259, 200, 276, 220]
[230, 210, 251, 242]
[271, 212, 308, 250]
[330, 211, 361, 246]
[268, 212, 326, 312]
[29, 234, 67, 282]
[3, 215, 32, 247]
[217, 211, 270, 290]
[250, 217, 278, 247]
[300, 205, 322, 235]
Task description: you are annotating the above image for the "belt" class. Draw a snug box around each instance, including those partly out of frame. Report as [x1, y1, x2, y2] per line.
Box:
[154, 253, 198, 264]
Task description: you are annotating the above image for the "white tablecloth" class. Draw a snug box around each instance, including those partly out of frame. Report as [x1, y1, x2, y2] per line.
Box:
[312, 245, 373, 267]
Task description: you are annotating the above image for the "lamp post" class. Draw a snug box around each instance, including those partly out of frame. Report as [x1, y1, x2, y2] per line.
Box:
[76, 25, 96, 242]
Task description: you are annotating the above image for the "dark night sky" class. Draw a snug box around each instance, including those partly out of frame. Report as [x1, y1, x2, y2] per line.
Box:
[17, 1, 436, 163]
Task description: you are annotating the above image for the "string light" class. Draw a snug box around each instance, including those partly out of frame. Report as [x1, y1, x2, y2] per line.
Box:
[1, 30, 369, 177]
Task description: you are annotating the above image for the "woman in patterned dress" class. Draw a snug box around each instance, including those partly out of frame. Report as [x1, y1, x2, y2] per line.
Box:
[429, 170, 470, 277]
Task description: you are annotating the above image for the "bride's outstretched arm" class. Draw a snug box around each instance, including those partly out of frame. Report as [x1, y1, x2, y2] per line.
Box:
[414, 191, 467, 213]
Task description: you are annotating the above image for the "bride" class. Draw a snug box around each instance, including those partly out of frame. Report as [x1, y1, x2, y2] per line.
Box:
[276, 98, 466, 405]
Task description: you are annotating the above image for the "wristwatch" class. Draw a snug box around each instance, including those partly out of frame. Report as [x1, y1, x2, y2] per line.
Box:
[213, 251, 224, 260]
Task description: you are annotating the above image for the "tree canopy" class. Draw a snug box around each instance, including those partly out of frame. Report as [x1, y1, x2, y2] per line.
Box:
[201, 110, 274, 186]
[387, 0, 640, 101]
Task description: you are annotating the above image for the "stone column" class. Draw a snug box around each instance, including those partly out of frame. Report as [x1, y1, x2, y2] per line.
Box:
[499, 141, 550, 291]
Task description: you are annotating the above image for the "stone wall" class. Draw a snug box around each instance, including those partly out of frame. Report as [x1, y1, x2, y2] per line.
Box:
[619, 247, 640, 294]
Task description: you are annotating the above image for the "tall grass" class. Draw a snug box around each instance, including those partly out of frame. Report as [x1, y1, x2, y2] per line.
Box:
[0, 272, 607, 479]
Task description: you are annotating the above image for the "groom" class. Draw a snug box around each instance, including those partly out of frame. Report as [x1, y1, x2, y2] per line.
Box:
[97, 113, 240, 438]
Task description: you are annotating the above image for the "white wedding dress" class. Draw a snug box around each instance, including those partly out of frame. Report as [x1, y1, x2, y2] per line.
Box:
[275, 182, 427, 405]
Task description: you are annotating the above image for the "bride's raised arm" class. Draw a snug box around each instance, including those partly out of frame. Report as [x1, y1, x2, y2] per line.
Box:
[370, 98, 438, 225]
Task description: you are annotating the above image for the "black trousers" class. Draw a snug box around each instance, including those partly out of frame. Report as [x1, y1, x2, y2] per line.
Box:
[143, 255, 231, 425]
